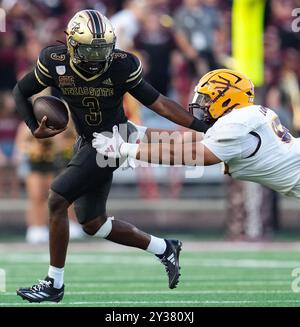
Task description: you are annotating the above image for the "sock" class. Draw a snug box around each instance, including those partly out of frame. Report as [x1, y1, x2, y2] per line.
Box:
[48, 265, 64, 289]
[146, 236, 166, 255]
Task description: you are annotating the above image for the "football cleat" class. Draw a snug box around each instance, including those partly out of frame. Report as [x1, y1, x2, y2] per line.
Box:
[157, 239, 182, 289]
[16, 277, 64, 303]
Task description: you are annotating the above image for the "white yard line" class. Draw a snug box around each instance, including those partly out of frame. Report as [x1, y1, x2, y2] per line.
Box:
[1, 299, 300, 306]
[2, 241, 300, 252]
[1, 254, 300, 269]
[4, 282, 292, 288]
[1, 290, 298, 296]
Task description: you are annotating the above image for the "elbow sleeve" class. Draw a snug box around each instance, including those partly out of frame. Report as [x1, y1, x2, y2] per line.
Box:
[129, 80, 160, 106]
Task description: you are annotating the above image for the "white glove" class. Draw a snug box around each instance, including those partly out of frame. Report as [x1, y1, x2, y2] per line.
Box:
[92, 125, 124, 159]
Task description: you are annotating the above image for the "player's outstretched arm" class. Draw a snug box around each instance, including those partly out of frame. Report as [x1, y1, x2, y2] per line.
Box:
[128, 119, 203, 144]
[134, 141, 221, 166]
[13, 71, 65, 138]
[93, 125, 220, 166]
[129, 80, 210, 133]
[148, 94, 210, 133]
[144, 127, 203, 144]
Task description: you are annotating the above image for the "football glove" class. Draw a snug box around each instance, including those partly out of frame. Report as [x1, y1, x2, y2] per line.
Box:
[92, 125, 124, 159]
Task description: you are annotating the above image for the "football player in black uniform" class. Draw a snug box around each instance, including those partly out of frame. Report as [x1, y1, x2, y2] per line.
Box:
[13, 10, 208, 303]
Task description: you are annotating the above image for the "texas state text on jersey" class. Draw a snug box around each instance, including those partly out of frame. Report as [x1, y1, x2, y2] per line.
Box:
[34, 45, 143, 139]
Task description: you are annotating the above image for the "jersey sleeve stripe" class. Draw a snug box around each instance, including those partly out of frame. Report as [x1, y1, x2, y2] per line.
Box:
[126, 66, 142, 83]
[37, 64, 52, 79]
[126, 71, 142, 83]
[129, 61, 142, 77]
[37, 58, 50, 73]
[34, 68, 47, 87]
[128, 77, 143, 89]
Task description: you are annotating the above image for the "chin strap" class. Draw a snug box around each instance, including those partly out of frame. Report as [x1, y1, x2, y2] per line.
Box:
[77, 59, 111, 75]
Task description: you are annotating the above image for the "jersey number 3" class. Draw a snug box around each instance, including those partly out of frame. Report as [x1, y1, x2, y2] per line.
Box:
[82, 97, 102, 126]
[271, 116, 292, 143]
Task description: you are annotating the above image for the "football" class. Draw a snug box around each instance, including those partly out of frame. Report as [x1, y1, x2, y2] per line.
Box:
[33, 96, 69, 130]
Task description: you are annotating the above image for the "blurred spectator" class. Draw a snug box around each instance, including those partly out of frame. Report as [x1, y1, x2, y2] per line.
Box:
[265, 86, 292, 128]
[15, 121, 59, 243]
[173, 0, 221, 77]
[0, 29, 17, 90]
[270, 0, 300, 50]
[110, 0, 150, 51]
[172, 0, 226, 107]
[279, 49, 300, 134]
[0, 91, 20, 197]
[134, 10, 175, 96]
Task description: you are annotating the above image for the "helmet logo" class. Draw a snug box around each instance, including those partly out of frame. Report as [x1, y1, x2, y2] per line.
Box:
[210, 75, 243, 92]
[70, 21, 81, 35]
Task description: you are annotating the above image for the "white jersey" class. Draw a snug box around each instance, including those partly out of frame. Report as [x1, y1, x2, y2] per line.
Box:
[202, 105, 300, 198]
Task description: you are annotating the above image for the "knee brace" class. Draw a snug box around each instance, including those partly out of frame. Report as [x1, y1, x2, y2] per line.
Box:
[96, 216, 114, 238]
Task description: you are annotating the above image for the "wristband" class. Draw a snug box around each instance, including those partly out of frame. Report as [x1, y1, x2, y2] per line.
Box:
[120, 142, 139, 158]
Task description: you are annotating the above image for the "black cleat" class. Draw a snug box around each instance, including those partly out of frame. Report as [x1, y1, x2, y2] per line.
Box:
[16, 277, 64, 303]
[156, 239, 182, 289]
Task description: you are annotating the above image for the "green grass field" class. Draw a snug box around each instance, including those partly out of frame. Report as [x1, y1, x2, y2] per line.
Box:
[1, 241, 300, 307]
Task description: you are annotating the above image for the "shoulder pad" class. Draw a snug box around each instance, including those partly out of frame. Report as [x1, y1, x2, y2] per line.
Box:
[38, 45, 67, 66]
[206, 122, 251, 142]
[220, 105, 265, 131]
[48, 45, 68, 62]
[124, 52, 143, 88]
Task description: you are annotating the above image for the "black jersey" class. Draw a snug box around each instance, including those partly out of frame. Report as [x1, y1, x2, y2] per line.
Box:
[34, 45, 145, 138]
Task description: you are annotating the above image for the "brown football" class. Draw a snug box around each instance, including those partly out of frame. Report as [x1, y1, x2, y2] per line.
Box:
[33, 96, 69, 130]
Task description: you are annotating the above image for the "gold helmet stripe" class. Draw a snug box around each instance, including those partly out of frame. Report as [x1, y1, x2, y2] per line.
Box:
[87, 10, 103, 38]
[85, 10, 96, 37]
[95, 11, 105, 36]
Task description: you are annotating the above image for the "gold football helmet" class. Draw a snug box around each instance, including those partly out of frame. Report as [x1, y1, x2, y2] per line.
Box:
[65, 10, 116, 74]
[189, 69, 255, 124]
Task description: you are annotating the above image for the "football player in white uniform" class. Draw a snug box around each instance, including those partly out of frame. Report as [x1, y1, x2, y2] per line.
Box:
[93, 69, 300, 199]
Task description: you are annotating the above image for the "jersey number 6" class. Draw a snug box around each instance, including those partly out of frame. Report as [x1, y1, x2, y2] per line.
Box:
[82, 97, 102, 126]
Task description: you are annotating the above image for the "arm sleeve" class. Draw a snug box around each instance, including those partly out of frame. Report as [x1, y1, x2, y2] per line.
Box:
[128, 79, 160, 106]
[125, 53, 160, 105]
[13, 70, 47, 134]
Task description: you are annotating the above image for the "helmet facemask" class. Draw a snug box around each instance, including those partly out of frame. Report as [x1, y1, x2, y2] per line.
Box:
[69, 37, 116, 74]
[189, 92, 216, 125]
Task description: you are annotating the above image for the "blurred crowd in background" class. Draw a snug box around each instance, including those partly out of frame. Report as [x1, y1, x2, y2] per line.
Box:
[1, 0, 300, 242]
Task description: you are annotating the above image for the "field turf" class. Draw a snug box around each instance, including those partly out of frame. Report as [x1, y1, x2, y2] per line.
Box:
[0, 241, 300, 307]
